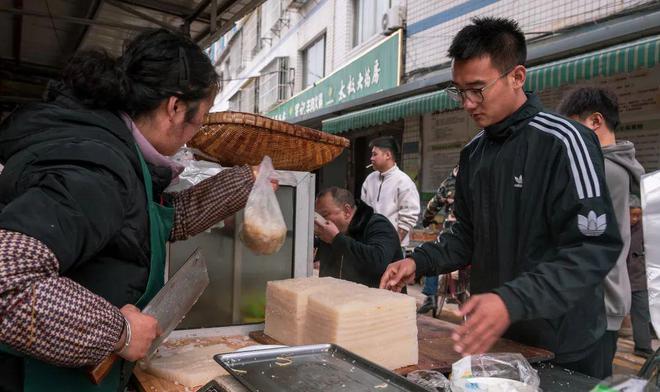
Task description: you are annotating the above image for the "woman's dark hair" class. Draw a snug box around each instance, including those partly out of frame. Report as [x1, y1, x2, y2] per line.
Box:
[60, 28, 218, 120]
[448, 17, 526, 73]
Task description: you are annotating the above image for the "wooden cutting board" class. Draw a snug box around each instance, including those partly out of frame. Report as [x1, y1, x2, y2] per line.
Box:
[133, 335, 259, 392]
[249, 315, 555, 375]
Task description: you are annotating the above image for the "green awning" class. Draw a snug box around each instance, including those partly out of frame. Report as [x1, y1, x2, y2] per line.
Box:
[323, 90, 459, 134]
[323, 35, 660, 134]
[524, 35, 659, 91]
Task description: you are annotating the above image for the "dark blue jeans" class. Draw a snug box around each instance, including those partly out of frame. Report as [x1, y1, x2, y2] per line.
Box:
[631, 290, 653, 351]
[422, 275, 438, 296]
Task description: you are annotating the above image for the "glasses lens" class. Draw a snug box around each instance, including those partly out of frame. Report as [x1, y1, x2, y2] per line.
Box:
[464, 90, 484, 104]
[446, 87, 462, 102]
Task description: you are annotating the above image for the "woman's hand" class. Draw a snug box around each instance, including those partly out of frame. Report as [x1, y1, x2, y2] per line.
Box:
[251, 165, 279, 191]
[114, 304, 160, 362]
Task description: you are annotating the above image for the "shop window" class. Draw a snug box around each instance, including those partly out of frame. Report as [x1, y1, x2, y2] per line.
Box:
[240, 79, 259, 113]
[353, 0, 391, 47]
[228, 91, 241, 111]
[259, 57, 291, 111]
[302, 35, 326, 89]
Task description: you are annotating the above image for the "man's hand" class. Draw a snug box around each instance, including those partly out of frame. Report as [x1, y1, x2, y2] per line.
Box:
[451, 293, 511, 356]
[379, 258, 416, 292]
[115, 304, 160, 362]
[314, 219, 340, 244]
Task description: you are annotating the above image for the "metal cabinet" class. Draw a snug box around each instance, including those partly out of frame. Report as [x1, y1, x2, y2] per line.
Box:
[166, 170, 315, 330]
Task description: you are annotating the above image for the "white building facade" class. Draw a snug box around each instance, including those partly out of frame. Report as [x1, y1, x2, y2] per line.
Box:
[208, 0, 660, 197]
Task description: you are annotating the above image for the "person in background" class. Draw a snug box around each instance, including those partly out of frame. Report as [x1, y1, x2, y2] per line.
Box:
[381, 17, 621, 379]
[361, 136, 420, 248]
[314, 187, 402, 288]
[418, 165, 459, 316]
[627, 194, 654, 358]
[558, 87, 645, 374]
[421, 165, 459, 229]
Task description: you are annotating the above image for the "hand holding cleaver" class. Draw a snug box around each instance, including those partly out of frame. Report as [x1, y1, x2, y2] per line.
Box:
[87, 249, 209, 384]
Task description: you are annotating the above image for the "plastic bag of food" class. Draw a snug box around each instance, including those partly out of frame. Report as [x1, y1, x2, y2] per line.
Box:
[450, 353, 540, 391]
[407, 370, 450, 391]
[240, 156, 286, 255]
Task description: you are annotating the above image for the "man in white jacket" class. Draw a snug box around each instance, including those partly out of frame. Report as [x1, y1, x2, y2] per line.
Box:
[361, 136, 420, 247]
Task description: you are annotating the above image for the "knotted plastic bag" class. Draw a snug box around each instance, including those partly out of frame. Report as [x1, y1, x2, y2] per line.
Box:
[407, 370, 450, 391]
[240, 156, 287, 255]
[450, 353, 540, 391]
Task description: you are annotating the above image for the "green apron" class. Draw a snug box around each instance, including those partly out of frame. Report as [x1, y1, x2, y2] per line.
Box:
[4, 145, 174, 392]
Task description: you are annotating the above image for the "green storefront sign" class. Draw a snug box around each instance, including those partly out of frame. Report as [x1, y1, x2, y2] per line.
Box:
[267, 30, 402, 121]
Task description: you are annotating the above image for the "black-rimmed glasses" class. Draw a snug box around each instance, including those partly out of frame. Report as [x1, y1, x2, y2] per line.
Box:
[445, 68, 514, 104]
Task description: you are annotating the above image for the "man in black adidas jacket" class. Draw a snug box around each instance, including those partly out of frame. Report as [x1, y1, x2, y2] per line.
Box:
[380, 18, 621, 379]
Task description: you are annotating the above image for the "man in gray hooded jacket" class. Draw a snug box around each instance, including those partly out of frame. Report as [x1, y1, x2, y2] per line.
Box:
[558, 87, 645, 375]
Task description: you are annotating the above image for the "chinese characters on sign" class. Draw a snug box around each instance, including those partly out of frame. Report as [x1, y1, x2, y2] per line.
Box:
[267, 30, 400, 121]
[294, 93, 323, 118]
[336, 59, 381, 103]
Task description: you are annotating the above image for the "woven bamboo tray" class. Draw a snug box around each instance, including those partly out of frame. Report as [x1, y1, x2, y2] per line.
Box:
[188, 111, 350, 171]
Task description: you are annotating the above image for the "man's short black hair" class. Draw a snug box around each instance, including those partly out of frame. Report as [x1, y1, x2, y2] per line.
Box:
[557, 87, 620, 131]
[629, 194, 641, 209]
[318, 187, 356, 209]
[448, 17, 526, 73]
[369, 136, 399, 159]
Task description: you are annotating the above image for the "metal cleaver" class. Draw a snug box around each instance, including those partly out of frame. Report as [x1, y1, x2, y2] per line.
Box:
[88, 248, 210, 384]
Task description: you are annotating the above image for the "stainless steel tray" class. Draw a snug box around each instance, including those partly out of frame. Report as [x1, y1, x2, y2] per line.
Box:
[214, 344, 428, 392]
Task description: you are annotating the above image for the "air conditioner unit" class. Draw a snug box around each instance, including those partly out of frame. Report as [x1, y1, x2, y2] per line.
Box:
[381, 6, 404, 34]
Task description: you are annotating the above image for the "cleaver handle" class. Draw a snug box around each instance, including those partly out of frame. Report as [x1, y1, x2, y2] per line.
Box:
[87, 353, 118, 385]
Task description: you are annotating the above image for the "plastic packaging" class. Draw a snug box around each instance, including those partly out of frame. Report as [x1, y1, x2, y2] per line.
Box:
[451, 377, 539, 392]
[240, 156, 287, 255]
[641, 170, 660, 339]
[590, 375, 649, 392]
[450, 353, 540, 391]
[407, 370, 450, 391]
[165, 148, 224, 193]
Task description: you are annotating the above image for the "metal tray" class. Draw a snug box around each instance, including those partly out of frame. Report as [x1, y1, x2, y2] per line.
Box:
[215, 344, 429, 392]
